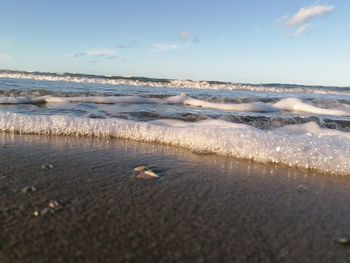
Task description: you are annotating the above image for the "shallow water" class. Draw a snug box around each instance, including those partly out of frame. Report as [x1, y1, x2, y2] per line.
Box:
[0, 71, 349, 175]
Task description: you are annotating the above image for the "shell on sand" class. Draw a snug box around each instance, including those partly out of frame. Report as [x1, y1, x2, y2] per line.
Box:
[133, 165, 159, 179]
[41, 164, 53, 169]
[144, 170, 159, 178]
[133, 166, 147, 172]
[136, 170, 159, 179]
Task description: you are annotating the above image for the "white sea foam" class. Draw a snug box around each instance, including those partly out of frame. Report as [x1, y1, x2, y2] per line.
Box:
[1, 93, 349, 116]
[41, 95, 162, 104]
[277, 122, 350, 139]
[166, 93, 278, 112]
[1, 71, 350, 96]
[0, 95, 162, 105]
[0, 97, 35, 104]
[0, 112, 349, 175]
[273, 98, 350, 116]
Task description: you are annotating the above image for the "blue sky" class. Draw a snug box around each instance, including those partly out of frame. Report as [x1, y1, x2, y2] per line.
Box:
[0, 0, 349, 86]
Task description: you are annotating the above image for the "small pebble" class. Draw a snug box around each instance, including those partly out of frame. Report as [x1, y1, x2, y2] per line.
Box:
[21, 186, 36, 194]
[33, 200, 62, 216]
[33, 210, 40, 216]
[48, 200, 60, 209]
[41, 164, 53, 169]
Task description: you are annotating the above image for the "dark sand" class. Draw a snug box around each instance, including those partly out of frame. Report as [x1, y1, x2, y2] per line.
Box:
[1, 133, 350, 263]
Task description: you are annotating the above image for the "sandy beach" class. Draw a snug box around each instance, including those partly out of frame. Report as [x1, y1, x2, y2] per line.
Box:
[0, 133, 349, 262]
[2, 0, 350, 262]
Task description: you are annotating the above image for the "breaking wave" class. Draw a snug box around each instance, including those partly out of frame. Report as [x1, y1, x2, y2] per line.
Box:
[0, 111, 349, 175]
[1, 93, 349, 116]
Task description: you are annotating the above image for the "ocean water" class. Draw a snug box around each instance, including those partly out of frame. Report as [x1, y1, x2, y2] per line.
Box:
[0, 70, 349, 175]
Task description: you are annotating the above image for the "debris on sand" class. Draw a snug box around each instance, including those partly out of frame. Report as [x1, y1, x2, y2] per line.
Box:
[33, 208, 52, 216]
[297, 185, 307, 192]
[33, 200, 62, 216]
[21, 186, 36, 194]
[133, 165, 159, 179]
[337, 238, 350, 247]
[48, 200, 61, 210]
[41, 164, 53, 169]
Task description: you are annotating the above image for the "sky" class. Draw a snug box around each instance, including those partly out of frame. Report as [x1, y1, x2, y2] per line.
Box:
[0, 0, 349, 86]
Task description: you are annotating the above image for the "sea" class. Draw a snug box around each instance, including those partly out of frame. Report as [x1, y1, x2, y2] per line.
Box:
[0, 70, 349, 175]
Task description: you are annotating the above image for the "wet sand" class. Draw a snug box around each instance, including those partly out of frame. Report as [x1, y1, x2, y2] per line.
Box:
[1, 133, 350, 263]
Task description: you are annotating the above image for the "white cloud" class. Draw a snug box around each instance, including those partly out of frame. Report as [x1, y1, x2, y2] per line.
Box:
[0, 53, 12, 62]
[152, 43, 179, 53]
[278, 4, 334, 36]
[286, 4, 334, 27]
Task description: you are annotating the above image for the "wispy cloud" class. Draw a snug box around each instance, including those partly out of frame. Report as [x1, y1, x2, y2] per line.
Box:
[152, 43, 179, 53]
[0, 53, 12, 62]
[276, 15, 289, 25]
[72, 49, 117, 59]
[286, 4, 334, 27]
[291, 23, 312, 37]
[278, 4, 334, 36]
[179, 32, 200, 43]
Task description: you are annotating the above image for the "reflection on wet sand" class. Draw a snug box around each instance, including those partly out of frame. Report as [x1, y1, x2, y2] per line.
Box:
[1, 133, 350, 262]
